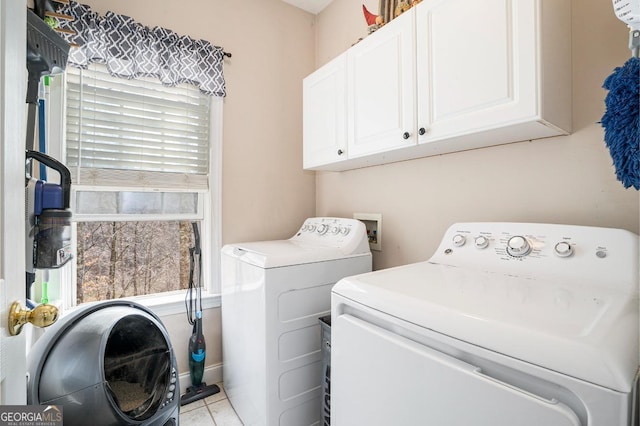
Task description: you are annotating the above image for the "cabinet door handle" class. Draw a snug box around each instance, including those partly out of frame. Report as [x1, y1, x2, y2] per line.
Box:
[402, 132, 411, 140]
[337, 149, 344, 155]
[419, 127, 426, 136]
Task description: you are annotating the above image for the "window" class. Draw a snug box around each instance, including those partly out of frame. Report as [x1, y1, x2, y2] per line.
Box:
[52, 63, 221, 308]
[65, 64, 212, 177]
[66, 64, 211, 181]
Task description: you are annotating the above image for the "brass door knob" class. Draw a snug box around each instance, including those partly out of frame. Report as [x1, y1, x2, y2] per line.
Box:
[8, 301, 59, 336]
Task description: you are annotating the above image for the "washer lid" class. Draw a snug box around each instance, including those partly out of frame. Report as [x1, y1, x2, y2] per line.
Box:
[332, 261, 639, 393]
[222, 240, 370, 268]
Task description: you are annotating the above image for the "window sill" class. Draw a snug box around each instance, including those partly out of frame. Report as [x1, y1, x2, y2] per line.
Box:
[125, 291, 221, 317]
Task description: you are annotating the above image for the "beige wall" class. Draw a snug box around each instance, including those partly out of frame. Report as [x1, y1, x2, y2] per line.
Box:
[79, 0, 317, 244]
[314, 0, 640, 271]
[70, 0, 640, 381]
[78, 0, 317, 379]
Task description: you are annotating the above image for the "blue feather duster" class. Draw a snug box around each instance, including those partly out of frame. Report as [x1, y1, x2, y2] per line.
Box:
[601, 57, 639, 190]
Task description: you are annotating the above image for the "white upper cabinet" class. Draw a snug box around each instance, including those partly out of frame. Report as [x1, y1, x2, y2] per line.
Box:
[347, 9, 416, 158]
[303, 53, 347, 169]
[303, 0, 571, 171]
[415, 0, 571, 153]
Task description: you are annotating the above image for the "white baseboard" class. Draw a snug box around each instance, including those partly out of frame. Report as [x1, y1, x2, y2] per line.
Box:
[178, 362, 223, 390]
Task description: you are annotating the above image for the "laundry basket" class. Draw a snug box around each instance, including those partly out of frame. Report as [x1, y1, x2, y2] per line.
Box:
[319, 315, 331, 426]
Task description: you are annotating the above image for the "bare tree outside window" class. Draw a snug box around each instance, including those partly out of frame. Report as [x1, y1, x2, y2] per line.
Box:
[76, 221, 194, 304]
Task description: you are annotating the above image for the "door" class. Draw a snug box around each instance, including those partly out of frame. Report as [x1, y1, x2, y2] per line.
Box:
[0, 0, 28, 405]
[332, 313, 582, 426]
[347, 7, 416, 158]
[303, 53, 347, 169]
[416, 0, 538, 143]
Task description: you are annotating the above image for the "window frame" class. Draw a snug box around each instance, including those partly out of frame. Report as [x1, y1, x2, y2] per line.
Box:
[46, 67, 222, 315]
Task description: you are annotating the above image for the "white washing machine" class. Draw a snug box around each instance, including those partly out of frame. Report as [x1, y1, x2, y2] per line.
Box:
[221, 217, 372, 426]
[332, 222, 639, 426]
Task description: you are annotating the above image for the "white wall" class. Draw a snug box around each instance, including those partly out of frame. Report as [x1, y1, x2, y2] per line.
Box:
[314, 0, 640, 270]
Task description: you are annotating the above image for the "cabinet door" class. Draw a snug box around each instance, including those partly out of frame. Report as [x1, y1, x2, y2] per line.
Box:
[347, 9, 416, 159]
[303, 53, 347, 169]
[416, 0, 538, 143]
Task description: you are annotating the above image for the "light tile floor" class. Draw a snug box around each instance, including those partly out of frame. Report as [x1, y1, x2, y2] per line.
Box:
[180, 383, 244, 426]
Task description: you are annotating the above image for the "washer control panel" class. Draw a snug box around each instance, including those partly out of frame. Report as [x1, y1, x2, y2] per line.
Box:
[432, 222, 638, 285]
[506, 235, 532, 257]
[291, 217, 370, 254]
[300, 220, 352, 237]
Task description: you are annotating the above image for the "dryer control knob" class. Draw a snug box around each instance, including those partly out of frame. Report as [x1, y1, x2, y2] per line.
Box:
[507, 236, 531, 257]
[317, 224, 329, 235]
[331, 226, 340, 235]
[554, 241, 573, 258]
[452, 234, 466, 247]
[340, 227, 350, 236]
[474, 236, 490, 249]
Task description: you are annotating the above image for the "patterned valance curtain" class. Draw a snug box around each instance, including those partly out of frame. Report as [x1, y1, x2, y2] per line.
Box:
[56, 1, 226, 97]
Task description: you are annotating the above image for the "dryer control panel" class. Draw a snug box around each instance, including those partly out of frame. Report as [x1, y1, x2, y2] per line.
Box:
[429, 222, 638, 288]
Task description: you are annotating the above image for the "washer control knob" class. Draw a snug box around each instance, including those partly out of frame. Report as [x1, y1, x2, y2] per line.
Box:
[331, 226, 340, 235]
[474, 236, 490, 249]
[507, 236, 531, 257]
[340, 227, 350, 236]
[307, 224, 316, 232]
[317, 224, 329, 235]
[452, 234, 466, 247]
[554, 242, 573, 258]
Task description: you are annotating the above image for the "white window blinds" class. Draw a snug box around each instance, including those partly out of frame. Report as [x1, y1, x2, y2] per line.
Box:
[65, 63, 211, 189]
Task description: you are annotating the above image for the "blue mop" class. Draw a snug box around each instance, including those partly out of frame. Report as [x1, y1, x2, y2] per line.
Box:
[601, 1, 640, 190]
[601, 56, 639, 190]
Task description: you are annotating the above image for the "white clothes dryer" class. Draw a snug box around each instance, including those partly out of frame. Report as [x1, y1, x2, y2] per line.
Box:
[331, 222, 639, 426]
[222, 217, 372, 426]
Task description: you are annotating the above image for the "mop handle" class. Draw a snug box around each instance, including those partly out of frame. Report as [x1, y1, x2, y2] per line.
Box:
[191, 222, 203, 312]
[630, 29, 640, 57]
[191, 222, 201, 255]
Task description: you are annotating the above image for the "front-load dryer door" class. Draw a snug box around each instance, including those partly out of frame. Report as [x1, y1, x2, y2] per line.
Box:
[332, 314, 581, 426]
